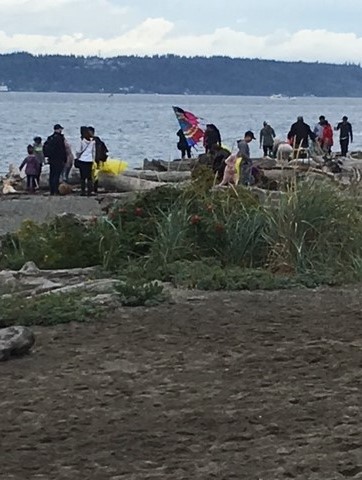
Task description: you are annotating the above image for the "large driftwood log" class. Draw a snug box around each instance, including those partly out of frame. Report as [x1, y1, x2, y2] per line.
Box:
[143, 159, 197, 171]
[123, 170, 191, 182]
[98, 173, 165, 192]
[32, 169, 189, 191]
[261, 166, 334, 182]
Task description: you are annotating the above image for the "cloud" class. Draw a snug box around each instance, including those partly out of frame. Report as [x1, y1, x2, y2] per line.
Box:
[0, 0, 130, 38]
[0, 14, 362, 64]
[0, 0, 76, 13]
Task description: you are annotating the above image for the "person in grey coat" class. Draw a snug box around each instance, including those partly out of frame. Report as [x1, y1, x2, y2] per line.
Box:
[259, 121, 276, 157]
[237, 130, 256, 185]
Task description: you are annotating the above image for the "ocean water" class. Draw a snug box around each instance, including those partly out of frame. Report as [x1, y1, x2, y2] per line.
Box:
[0, 92, 361, 174]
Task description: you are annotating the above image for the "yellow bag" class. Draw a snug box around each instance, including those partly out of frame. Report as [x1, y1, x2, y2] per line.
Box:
[235, 157, 242, 185]
[100, 158, 128, 175]
[95, 158, 128, 178]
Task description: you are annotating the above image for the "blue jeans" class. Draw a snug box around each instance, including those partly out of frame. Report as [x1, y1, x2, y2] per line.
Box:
[241, 160, 252, 186]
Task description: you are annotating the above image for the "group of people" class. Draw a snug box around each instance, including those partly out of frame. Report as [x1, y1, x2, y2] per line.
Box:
[176, 115, 354, 163]
[286, 115, 353, 156]
[175, 114, 354, 188]
[20, 124, 108, 195]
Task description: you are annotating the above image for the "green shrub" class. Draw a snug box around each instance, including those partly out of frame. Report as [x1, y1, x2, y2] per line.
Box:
[265, 180, 362, 276]
[0, 216, 101, 270]
[0, 292, 103, 327]
[2, 178, 362, 291]
[116, 280, 168, 307]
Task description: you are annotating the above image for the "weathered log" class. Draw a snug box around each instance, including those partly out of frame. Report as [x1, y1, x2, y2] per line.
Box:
[261, 167, 334, 183]
[98, 173, 165, 192]
[143, 158, 196, 172]
[123, 170, 191, 182]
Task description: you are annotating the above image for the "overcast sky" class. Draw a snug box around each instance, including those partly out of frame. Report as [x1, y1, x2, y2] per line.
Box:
[0, 0, 361, 63]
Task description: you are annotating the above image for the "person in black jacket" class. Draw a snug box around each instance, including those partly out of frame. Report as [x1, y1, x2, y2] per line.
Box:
[203, 124, 221, 153]
[287, 116, 316, 149]
[88, 126, 108, 193]
[43, 124, 67, 195]
[210, 144, 231, 181]
[335, 116, 353, 157]
[176, 129, 191, 159]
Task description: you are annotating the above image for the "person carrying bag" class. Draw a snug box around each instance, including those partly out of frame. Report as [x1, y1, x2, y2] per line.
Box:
[75, 126, 96, 196]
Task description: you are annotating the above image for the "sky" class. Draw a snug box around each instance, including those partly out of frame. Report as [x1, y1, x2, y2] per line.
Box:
[0, 0, 361, 64]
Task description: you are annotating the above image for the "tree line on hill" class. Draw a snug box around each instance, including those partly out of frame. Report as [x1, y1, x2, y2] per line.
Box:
[0, 52, 361, 96]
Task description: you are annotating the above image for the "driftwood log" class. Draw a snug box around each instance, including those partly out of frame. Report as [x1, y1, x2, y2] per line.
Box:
[98, 173, 165, 192]
[122, 170, 191, 182]
[143, 159, 197, 171]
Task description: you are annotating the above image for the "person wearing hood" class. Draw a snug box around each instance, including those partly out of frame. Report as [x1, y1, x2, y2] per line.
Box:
[288, 116, 316, 149]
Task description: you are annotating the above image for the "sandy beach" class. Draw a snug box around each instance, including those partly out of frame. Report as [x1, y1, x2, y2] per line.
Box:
[1, 288, 362, 479]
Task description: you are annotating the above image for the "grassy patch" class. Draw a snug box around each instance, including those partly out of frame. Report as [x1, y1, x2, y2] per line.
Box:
[116, 280, 168, 307]
[0, 292, 105, 327]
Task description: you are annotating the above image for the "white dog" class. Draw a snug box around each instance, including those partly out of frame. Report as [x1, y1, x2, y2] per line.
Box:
[273, 139, 293, 165]
[2, 178, 17, 194]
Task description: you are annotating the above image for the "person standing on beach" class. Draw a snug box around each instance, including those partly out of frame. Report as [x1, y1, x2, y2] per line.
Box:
[43, 124, 67, 195]
[237, 130, 256, 185]
[33, 136, 45, 186]
[313, 115, 326, 142]
[176, 129, 191, 159]
[19, 145, 41, 193]
[76, 126, 96, 196]
[259, 121, 275, 157]
[336, 116, 353, 157]
[203, 124, 222, 153]
[88, 126, 108, 193]
[288, 116, 316, 149]
[320, 120, 334, 154]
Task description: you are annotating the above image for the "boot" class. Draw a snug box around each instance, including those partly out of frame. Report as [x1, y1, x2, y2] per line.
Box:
[80, 179, 86, 196]
[87, 180, 94, 197]
[93, 180, 98, 194]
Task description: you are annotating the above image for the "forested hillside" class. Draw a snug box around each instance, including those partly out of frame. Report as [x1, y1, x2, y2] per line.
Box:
[0, 53, 361, 96]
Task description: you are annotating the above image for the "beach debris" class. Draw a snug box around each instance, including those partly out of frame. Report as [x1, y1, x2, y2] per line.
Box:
[58, 182, 73, 195]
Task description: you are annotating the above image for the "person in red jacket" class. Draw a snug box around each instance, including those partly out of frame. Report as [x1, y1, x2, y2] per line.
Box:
[320, 120, 333, 154]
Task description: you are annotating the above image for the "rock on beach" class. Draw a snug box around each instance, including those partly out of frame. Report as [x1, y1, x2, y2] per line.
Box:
[0, 326, 35, 361]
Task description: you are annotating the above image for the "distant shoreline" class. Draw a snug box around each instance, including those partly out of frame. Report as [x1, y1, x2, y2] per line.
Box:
[2, 91, 362, 99]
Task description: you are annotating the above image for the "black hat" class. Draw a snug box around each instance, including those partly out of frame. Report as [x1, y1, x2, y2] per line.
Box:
[245, 130, 256, 140]
[53, 123, 64, 130]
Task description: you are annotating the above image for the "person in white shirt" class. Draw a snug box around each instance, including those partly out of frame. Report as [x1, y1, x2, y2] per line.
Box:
[76, 126, 96, 196]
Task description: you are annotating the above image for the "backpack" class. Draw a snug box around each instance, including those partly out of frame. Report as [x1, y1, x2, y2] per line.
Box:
[43, 135, 55, 158]
[97, 139, 108, 162]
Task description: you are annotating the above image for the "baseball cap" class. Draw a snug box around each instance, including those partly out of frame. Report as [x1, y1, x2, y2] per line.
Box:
[245, 130, 256, 140]
[53, 123, 64, 130]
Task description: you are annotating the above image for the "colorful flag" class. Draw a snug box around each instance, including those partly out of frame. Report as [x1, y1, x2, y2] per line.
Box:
[173, 106, 204, 148]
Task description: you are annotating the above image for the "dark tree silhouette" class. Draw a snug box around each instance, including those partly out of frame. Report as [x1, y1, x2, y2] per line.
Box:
[0, 53, 361, 96]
